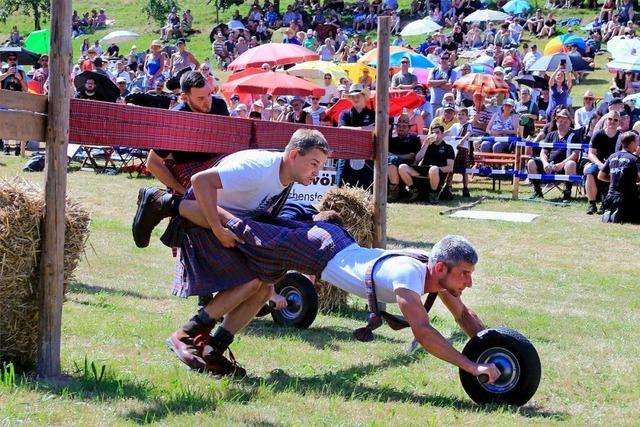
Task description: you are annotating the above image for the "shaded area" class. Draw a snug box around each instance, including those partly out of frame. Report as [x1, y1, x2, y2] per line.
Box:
[244, 320, 406, 351]
[387, 237, 435, 250]
[68, 282, 166, 301]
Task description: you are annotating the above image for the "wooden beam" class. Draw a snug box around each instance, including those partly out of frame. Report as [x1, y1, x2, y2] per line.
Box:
[373, 16, 391, 249]
[37, 0, 72, 379]
[0, 111, 47, 141]
[0, 89, 48, 114]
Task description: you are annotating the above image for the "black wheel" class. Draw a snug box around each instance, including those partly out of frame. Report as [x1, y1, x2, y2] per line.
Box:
[459, 327, 541, 406]
[270, 272, 318, 329]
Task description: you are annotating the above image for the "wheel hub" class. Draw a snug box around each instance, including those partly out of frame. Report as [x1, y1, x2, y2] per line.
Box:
[279, 286, 303, 320]
[477, 347, 520, 393]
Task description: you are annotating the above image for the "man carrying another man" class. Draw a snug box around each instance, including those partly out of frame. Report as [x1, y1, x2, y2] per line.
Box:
[133, 129, 331, 376]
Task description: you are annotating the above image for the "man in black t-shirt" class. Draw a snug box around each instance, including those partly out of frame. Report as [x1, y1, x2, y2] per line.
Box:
[388, 115, 422, 202]
[337, 83, 376, 189]
[584, 111, 621, 215]
[399, 124, 455, 204]
[527, 109, 579, 201]
[598, 131, 640, 223]
[146, 71, 229, 195]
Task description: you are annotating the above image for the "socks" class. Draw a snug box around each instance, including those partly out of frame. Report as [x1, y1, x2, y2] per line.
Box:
[203, 327, 234, 358]
[162, 193, 182, 217]
[182, 308, 217, 335]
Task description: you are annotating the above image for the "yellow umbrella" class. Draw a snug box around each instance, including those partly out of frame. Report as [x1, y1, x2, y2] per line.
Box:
[287, 61, 348, 83]
[270, 27, 289, 43]
[357, 46, 413, 64]
[337, 63, 377, 83]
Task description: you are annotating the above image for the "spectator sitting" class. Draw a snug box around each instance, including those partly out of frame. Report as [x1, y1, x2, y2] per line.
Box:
[303, 95, 327, 125]
[96, 9, 107, 29]
[162, 7, 182, 41]
[75, 77, 106, 101]
[303, 29, 318, 50]
[599, 131, 640, 223]
[9, 26, 21, 46]
[585, 111, 622, 215]
[516, 87, 541, 139]
[527, 108, 579, 201]
[182, 9, 193, 34]
[317, 37, 336, 61]
[116, 77, 130, 97]
[106, 42, 119, 58]
[279, 96, 313, 124]
[431, 103, 459, 137]
[537, 13, 556, 38]
[482, 98, 519, 153]
[574, 91, 598, 129]
[387, 114, 423, 201]
[92, 57, 112, 79]
[446, 107, 474, 198]
[399, 124, 455, 204]
[235, 103, 249, 119]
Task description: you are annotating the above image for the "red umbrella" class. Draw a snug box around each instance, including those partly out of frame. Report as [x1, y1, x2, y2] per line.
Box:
[226, 67, 266, 82]
[220, 70, 325, 97]
[324, 90, 425, 124]
[452, 73, 509, 95]
[227, 43, 320, 72]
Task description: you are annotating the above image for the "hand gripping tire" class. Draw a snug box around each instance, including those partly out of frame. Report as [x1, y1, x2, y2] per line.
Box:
[459, 327, 541, 406]
[270, 272, 318, 329]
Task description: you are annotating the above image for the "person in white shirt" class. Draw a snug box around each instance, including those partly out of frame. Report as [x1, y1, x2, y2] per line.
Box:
[319, 73, 338, 104]
[574, 90, 598, 128]
[303, 95, 327, 125]
[523, 44, 542, 72]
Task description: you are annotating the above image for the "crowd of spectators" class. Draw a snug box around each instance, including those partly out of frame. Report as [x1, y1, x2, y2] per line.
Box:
[2, 0, 639, 222]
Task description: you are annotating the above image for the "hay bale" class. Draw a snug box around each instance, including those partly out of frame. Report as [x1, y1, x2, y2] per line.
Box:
[0, 177, 90, 368]
[315, 186, 374, 312]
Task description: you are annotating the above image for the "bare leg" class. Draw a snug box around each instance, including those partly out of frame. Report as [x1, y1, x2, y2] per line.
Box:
[202, 279, 263, 319]
[221, 283, 273, 333]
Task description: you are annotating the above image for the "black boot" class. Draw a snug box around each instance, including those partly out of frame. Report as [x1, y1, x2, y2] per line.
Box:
[202, 327, 246, 377]
[562, 183, 572, 202]
[132, 187, 181, 248]
[529, 180, 543, 199]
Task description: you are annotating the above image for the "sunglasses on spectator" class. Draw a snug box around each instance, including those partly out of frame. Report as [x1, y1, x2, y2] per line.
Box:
[584, 97, 594, 100]
[7, 57, 17, 61]
[400, 60, 409, 64]
[311, 97, 320, 100]
[608, 118, 619, 122]
[324, 76, 332, 79]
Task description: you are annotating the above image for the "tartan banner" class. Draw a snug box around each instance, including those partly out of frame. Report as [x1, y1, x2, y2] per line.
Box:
[68, 99, 374, 159]
[251, 120, 374, 160]
[69, 99, 252, 154]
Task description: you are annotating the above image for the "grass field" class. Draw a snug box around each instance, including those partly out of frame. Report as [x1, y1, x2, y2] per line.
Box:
[1, 155, 639, 425]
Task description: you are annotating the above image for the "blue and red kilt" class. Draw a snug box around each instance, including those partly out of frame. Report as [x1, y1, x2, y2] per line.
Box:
[226, 217, 356, 283]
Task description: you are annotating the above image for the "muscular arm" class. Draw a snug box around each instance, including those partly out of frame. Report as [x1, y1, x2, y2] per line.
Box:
[437, 290, 485, 338]
[396, 288, 478, 374]
[146, 150, 187, 194]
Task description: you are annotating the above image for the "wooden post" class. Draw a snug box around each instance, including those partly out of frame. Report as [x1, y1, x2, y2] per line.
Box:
[37, 0, 72, 378]
[373, 16, 391, 249]
[512, 143, 522, 200]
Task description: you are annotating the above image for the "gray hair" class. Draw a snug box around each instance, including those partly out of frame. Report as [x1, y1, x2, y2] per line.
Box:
[428, 235, 478, 268]
[285, 129, 331, 156]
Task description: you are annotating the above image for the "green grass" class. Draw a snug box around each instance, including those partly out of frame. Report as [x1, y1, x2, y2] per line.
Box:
[1, 155, 639, 425]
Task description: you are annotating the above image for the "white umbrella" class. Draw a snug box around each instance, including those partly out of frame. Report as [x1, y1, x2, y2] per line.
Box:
[100, 30, 140, 44]
[227, 20, 246, 30]
[400, 18, 442, 37]
[623, 92, 640, 103]
[463, 10, 511, 22]
[607, 56, 640, 72]
[606, 36, 640, 59]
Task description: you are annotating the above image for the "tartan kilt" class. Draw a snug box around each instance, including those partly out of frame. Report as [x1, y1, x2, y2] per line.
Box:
[226, 217, 356, 283]
[172, 225, 258, 297]
[454, 145, 473, 171]
[164, 155, 223, 191]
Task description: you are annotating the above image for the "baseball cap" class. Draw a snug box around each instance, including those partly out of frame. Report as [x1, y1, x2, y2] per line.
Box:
[556, 108, 571, 118]
[494, 66, 505, 74]
[116, 77, 127, 84]
[443, 103, 456, 111]
[235, 103, 248, 112]
[230, 94, 240, 101]
[93, 57, 105, 66]
[503, 98, 516, 107]
[176, 38, 186, 45]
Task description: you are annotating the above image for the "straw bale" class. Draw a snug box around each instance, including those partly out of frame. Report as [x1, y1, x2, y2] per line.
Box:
[315, 186, 374, 312]
[0, 177, 90, 368]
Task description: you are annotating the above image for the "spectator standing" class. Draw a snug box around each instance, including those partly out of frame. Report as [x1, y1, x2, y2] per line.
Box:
[427, 53, 455, 112]
[482, 98, 519, 153]
[319, 73, 338, 104]
[599, 131, 640, 223]
[144, 40, 166, 91]
[547, 67, 572, 116]
[574, 91, 598, 129]
[170, 38, 200, 77]
[516, 87, 540, 139]
[31, 54, 49, 92]
[391, 57, 418, 90]
[317, 38, 336, 61]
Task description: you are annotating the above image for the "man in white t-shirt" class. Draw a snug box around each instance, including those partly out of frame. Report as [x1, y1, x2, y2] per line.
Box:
[132, 129, 330, 376]
[195, 215, 502, 385]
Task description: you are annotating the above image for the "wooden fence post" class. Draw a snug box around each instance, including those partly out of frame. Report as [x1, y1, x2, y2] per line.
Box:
[37, 0, 72, 378]
[373, 16, 391, 249]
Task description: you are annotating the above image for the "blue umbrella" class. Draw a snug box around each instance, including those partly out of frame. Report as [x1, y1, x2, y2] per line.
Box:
[502, 0, 532, 15]
[528, 53, 591, 72]
[369, 51, 436, 68]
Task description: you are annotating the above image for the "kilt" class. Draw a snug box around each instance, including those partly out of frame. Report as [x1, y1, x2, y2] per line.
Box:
[172, 225, 258, 298]
[454, 146, 473, 171]
[226, 217, 356, 283]
[164, 155, 223, 191]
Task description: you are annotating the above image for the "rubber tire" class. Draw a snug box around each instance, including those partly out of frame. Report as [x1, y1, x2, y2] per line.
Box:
[459, 327, 541, 406]
[270, 272, 318, 329]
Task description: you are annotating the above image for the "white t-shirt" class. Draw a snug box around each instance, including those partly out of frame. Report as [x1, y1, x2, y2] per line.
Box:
[303, 105, 326, 125]
[216, 150, 287, 217]
[321, 244, 428, 304]
[320, 84, 338, 104]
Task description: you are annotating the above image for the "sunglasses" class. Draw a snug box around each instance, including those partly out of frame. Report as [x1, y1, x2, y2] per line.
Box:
[400, 61, 409, 64]
[324, 76, 332, 79]
[584, 97, 594, 100]
[311, 97, 320, 100]
[608, 118, 620, 122]
[7, 57, 17, 61]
